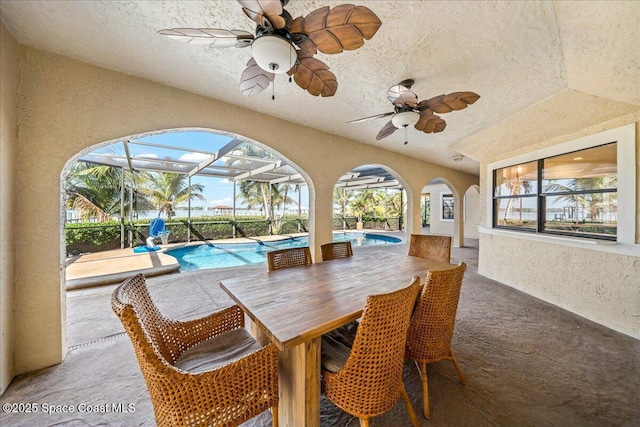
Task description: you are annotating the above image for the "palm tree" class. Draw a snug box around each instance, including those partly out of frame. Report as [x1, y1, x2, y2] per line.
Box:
[139, 172, 206, 220]
[65, 162, 151, 222]
[333, 188, 354, 229]
[545, 176, 617, 224]
[236, 180, 295, 234]
[503, 176, 533, 223]
[271, 183, 295, 233]
[237, 180, 272, 219]
[350, 191, 376, 223]
[225, 143, 299, 233]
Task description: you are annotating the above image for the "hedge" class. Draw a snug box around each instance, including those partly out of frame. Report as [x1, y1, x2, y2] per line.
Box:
[65, 215, 403, 255]
[65, 215, 310, 255]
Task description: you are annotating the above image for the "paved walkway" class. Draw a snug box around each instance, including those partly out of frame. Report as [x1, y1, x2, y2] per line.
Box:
[3, 241, 639, 426]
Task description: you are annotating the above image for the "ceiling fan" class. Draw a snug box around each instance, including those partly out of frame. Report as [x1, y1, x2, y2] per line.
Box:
[158, 0, 381, 98]
[348, 79, 480, 144]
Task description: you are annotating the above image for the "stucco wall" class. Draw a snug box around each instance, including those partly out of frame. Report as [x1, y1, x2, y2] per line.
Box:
[478, 118, 640, 339]
[422, 182, 480, 239]
[479, 232, 640, 338]
[0, 23, 19, 394]
[8, 46, 477, 377]
[423, 183, 454, 236]
[464, 186, 480, 239]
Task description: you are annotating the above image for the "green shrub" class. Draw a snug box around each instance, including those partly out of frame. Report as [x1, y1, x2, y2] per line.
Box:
[65, 215, 312, 254]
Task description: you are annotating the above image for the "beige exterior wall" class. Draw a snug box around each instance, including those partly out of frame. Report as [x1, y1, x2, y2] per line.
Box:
[421, 182, 480, 239]
[464, 186, 480, 239]
[423, 182, 455, 236]
[0, 23, 19, 394]
[478, 118, 640, 339]
[479, 232, 639, 337]
[2, 46, 477, 380]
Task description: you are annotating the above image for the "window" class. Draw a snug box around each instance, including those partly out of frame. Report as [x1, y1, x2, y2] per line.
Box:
[493, 143, 617, 240]
[441, 194, 454, 220]
[493, 161, 538, 230]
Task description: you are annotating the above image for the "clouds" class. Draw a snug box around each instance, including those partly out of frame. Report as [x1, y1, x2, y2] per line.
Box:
[209, 197, 233, 206]
[178, 152, 211, 163]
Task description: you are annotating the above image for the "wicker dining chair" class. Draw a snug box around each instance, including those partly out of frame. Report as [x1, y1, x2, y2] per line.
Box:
[321, 277, 422, 427]
[111, 274, 279, 427]
[267, 246, 312, 271]
[321, 241, 353, 261]
[408, 233, 452, 263]
[405, 262, 467, 419]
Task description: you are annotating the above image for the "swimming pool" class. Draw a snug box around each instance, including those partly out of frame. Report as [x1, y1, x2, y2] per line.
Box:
[166, 233, 402, 271]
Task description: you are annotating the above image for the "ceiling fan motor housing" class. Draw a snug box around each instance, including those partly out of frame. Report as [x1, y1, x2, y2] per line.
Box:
[392, 111, 420, 128]
[251, 34, 297, 73]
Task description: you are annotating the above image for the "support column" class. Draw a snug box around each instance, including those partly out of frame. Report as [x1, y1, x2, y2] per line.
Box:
[297, 185, 301, 233]
[232, 181, 237, 239]
[453, 192, 464, 248]
[187, 175, 191, 243]
[120, 167, 125, 249]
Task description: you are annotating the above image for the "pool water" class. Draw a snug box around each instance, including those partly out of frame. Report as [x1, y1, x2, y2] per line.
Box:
[166, 233, 401, 271]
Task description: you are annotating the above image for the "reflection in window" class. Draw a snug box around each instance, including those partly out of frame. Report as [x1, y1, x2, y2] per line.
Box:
[493, 161, 538, 230]
[492, 142, 617, 240]
[494, 197, 537, 229]
[494, 161, 538, 197]
[542, 143, 617, 238]
[442, 194, 454, 220]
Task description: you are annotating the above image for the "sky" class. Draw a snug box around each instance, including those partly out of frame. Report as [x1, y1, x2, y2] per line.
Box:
[93, 130, 310, 210]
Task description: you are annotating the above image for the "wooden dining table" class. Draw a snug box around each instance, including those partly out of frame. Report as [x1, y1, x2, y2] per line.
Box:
[220, 249, 456, 427]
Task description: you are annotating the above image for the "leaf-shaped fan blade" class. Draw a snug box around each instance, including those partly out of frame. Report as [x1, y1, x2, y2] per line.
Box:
[386, 85, 418, 108]
[376, 121, 398, 140]
[417, 91, 480, 114]
[290, 17, 317, 54]
[294, 5, 382, 55]
[238, 0, 286, 30]
[240, 58, 275, 96]
[158, 28, 254, 48]
[288, 55, 337, 97]
[415, 111, 447, 133]
[346, 112, 394, 124]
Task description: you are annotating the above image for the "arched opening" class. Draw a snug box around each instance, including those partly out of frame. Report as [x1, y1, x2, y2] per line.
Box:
[464, 185, 481, 239]
[419, 179, 480, 246]
[61, 128, 313, 349]
[421, 178, 458, 236]
[330, 164, 410, 245]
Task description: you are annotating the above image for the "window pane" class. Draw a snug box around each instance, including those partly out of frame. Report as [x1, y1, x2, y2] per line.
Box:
[442, 194, 454, 220]
[542, 143, 616, 193]
[494, 197, 537, 229]
[494, 161, 538, 197]
[543, 193, 617, 237]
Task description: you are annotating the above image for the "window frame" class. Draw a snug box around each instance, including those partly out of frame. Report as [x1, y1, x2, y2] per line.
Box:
[492, 160, 539, 233]
[441, 193, 454, 221]
[492, 143, 618, 241]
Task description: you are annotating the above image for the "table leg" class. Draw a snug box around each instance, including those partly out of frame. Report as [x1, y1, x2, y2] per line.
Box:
[279, 338, 321, 427]
[246, 318, 321, 427]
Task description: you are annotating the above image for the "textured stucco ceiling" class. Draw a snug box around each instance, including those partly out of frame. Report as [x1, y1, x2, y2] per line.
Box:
[1, 1, 638, 176]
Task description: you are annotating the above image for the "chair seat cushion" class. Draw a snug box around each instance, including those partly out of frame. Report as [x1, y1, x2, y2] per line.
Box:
[321, 321, 358, 373]
[174, 328, 262, 374]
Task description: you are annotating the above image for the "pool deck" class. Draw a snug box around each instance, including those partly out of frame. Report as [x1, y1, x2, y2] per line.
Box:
[65, 248, 180, 290]
[65, 231, 401, 289]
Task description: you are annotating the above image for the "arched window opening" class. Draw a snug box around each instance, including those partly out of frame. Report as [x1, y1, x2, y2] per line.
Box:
[331, 165, 407, 246]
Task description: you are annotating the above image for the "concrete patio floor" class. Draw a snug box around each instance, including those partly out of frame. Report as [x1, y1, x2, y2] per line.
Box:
[1, 241, 639, 426]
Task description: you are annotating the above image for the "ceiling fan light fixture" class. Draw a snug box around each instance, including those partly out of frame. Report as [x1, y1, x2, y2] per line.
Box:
[391, 111, 420, 128]
[251, 35, 296, 74]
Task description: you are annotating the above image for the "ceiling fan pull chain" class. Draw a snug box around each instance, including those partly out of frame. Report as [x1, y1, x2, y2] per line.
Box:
[272, 81, 275, 101]
[404, 125, 409, 145]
